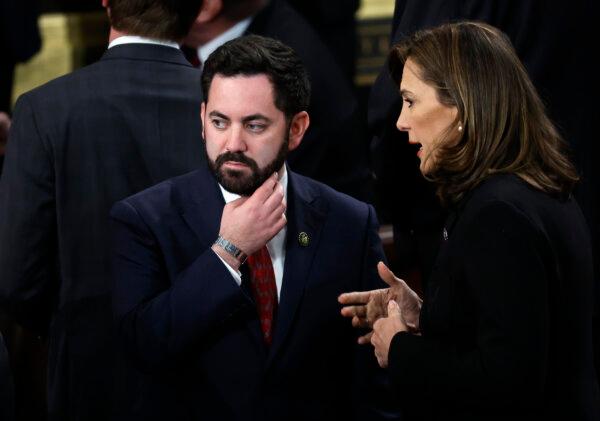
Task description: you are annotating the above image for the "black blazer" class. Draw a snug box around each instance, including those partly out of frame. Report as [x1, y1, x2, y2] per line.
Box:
[0, 44, 205, 421]
[248, 0, 373, 201]
[110, 166, 399, 420]
[388, 174, 600, 420]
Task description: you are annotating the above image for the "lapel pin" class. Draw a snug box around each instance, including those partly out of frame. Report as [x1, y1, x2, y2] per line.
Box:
[298, 232, 310, 247]
[443, 228, 449, 241]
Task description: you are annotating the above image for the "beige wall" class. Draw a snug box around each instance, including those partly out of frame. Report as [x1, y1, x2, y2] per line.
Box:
[11, 11, 109, 105]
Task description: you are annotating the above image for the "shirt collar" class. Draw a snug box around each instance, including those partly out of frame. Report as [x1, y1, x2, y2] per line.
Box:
[198, 17, 252, 65]
[108, 35, 180, 50]
[219, 165, 288, 205]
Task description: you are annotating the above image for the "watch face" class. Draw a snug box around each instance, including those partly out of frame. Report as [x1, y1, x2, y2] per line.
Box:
[219, 238, 238, 255]
[215, 236, 245, 262]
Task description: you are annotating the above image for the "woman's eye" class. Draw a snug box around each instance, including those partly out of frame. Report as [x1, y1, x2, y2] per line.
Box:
[403, 98, 413, 108]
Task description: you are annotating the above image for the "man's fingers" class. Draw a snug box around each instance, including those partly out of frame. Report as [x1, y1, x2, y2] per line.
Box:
[377, 261, 401, 287]
[269, 214, 287, 239]
[263, 181, 285, 214]
[228, 196, 249, 209]
[267, 200, 286, 225]
[338, 291, 370, 305]
[249, 172, 279, 204]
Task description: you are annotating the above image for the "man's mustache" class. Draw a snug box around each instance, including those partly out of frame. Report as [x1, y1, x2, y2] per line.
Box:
[215, 152, 257, 169]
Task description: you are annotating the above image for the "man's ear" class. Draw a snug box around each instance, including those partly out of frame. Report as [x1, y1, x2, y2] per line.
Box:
[200, 102, 207, 141]
[196, 0, 223, 23]
[287, 111, 309, 152]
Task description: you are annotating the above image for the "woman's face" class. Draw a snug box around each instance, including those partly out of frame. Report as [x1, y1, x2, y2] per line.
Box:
[396, 59, 459, 175]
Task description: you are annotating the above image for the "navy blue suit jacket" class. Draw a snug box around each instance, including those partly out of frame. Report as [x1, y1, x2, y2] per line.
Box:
[0, 44, 205, 420]
[110, 167, 399, 420]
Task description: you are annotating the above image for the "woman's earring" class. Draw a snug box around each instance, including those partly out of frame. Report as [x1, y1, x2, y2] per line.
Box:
[458, 125, 463, 132]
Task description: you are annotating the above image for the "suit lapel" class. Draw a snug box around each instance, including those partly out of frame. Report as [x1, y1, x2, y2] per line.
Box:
[175, 168, 224, 246]
[175, 169, 266, 353]
[267, 171, 327, 365]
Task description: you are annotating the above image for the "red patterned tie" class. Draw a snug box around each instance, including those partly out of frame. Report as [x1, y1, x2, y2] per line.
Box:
[246, 245, 278, 345]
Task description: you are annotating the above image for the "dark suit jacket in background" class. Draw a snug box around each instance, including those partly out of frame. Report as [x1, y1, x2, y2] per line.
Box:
[388, 174, 600, 421]
[0, 332, 15, 421]
[248, 0, 373, 202]
[110, 166, 400, 421]
[0, 0, 41, 65]
[0, 0, 41, 174]
[0, 0, 41, 103]
[287, 0, 360, 84]
[0, 44, 205, 420]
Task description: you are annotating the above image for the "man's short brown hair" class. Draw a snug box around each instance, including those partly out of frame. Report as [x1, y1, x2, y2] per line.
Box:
[108, 0, 203, 40]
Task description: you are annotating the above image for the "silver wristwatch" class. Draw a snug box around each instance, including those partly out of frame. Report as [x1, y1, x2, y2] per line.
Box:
[214, 235, 248, 264]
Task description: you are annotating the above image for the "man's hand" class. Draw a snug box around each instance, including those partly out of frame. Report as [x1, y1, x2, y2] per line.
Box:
[0, 112, 11, 156]
[371, 300, 407, 368]
[338, 261, 422, 344]
[213, 172, 286, 269]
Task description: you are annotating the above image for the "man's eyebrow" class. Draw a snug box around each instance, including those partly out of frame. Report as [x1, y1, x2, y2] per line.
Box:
[208, 111, 229, 120]
[242, 114, 272, 124]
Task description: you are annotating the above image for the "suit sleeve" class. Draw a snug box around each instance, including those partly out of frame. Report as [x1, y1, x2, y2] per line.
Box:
[388, 201, 549, 410]
[110, 200, 252, 373]
[0, 95, 57, 334]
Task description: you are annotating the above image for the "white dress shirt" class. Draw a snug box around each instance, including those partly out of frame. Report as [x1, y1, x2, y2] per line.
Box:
[197, 18, 252, 68]
[215, 167, 288, 301]
[108, 35, 180, 50]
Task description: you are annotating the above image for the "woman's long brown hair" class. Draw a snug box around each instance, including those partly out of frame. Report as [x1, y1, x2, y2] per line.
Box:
[389, 21, 578, 206]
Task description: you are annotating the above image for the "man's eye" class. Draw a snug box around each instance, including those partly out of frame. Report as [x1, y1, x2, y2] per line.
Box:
[247, 123, 266, 132]
[212, 119, 227, 129]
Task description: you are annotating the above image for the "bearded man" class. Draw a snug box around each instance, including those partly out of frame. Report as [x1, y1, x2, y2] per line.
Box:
[110, 35, 400, 421]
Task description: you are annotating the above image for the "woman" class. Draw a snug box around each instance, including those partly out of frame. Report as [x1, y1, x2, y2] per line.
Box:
[340, 22, 599, 420]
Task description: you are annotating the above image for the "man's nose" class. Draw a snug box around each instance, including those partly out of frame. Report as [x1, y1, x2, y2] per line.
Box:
[225, 124, 247, 152]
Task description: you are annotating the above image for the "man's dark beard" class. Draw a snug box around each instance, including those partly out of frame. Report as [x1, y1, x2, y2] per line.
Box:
[207, 138, 289, 196]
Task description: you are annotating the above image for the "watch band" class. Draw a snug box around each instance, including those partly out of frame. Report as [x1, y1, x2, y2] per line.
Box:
[214, 235, 248, 264]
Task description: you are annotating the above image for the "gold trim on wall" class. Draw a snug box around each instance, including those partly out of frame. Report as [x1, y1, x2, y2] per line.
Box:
[12, 11, 109, 105]
[357, 0, 395, 20]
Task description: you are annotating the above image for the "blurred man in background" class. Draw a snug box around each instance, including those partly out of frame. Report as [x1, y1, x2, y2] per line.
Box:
[0, 0, 205, 419]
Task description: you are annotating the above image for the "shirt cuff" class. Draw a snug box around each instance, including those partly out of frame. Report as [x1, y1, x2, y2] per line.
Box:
[212, 249, 242, 286]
